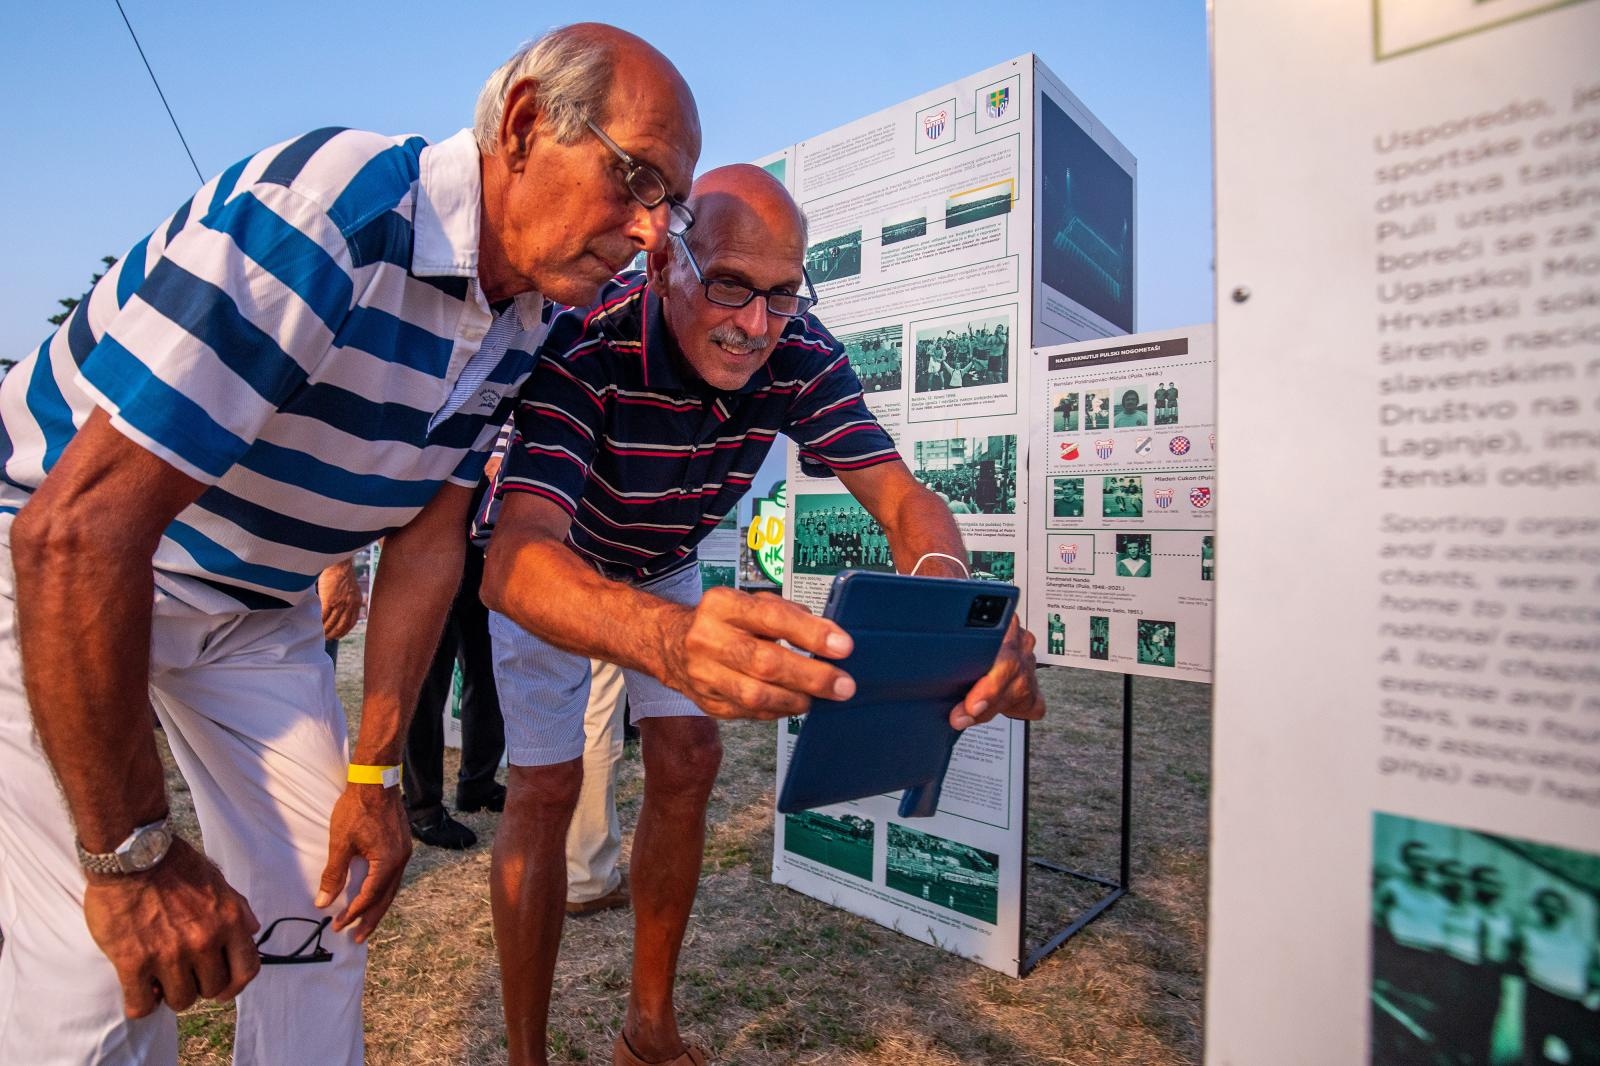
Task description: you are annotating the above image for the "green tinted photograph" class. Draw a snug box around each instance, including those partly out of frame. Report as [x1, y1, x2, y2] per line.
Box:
[1052, 390, 1080, 432]
[792, 494, 893, 576]
[1111, 386, 1147, 428]
[1052, 476, 1085, 518]
[1089, 615, 1110, 660]
[1135, 619, 1175, 667]
[805, 230, 862, 284]
[1154, 380, 1181, 426]
[945, 179, 1014, 229]
[912, 313, 1010, 393]
[913, 435, 1017, 515]
[885, 823, 1000, 925]
[700, 564, 736, 590]
[1116, 533, 1152, 578]
[969, 551, 1015, 582]
[1047, 612, 1066, 656]
[839, 324, 902, 394]
[1102, 475, 1143, 518]
[882, 212, 927, 246]
[1083, 390, 1112, 430]
[1371, 812, 1600, 1066]
[783, 811, 874, 881]
[1201, 535, 1215, 581]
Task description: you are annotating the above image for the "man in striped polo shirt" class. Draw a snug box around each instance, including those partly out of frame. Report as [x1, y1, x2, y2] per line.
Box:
[0, 24, 699, 1065]
[479, 165, 1044, 1066]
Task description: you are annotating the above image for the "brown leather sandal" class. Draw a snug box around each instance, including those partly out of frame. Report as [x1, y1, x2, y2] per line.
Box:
[612, 1031, 709, 1066]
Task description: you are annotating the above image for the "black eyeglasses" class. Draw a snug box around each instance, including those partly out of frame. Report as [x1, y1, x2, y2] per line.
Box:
[256, 916, 334, 965]
[673, 235, 818, 320]
[585, 120, 694, 237]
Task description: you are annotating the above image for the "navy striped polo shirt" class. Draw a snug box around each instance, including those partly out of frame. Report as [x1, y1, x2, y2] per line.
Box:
[493, 273, 899, 581]
[0, 128, 545, 612]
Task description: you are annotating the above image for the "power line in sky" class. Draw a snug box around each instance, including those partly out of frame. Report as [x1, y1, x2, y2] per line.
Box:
[113, 0, 205, 184]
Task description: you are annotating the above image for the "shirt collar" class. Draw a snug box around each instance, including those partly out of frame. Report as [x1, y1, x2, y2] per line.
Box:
[641, 282, 779, 398]
[413, 128, 543, 325]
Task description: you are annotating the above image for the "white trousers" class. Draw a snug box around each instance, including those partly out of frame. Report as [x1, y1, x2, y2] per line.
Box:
[564, 659, 625, 903]
[0, 527, 367, 1065]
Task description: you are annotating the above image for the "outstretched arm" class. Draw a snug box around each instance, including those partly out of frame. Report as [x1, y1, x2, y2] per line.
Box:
[315, 482, 474, 940]
[481, 492, 856, 720]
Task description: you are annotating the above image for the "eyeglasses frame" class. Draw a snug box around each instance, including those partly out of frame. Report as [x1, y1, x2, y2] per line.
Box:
[672, 234, 819, 321]
[585, 119, 695, 238]
[256, 915, 334, 966]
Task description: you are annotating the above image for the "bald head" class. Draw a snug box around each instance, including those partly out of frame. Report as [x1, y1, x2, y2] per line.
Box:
[680, 164, 806, 259]
[652, 165, 813, 391]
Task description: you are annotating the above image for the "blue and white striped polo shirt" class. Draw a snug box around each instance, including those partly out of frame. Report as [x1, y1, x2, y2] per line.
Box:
[490, 273, 898, 581]
[0, 127, 546, 613]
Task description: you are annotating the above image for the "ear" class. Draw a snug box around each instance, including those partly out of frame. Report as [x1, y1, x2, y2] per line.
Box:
[497, 78, 543, 173]
[645, 245, 672, 290]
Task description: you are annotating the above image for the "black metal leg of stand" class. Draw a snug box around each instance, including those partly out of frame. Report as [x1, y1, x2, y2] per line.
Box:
[1120, 671, 1133, 888]
[1021, 673, 1134, 975]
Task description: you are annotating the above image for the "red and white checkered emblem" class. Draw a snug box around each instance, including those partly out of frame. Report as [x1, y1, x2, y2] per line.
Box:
[1169, 435, 1190, 456]
[1190, 487, 1211, 508]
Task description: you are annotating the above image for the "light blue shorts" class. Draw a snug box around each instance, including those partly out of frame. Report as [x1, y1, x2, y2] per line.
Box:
[489, 563, 705, 766]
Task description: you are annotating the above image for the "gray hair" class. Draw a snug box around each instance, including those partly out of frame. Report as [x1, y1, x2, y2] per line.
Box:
[473, 27, 615, 153]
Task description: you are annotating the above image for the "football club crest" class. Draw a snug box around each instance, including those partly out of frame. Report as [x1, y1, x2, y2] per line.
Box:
[986, 87, 1010, 119]
[1095, 439, 1115, 460]
[1190, 487, 1212, 508]
[1169, 435, 1191, 456]
[923, 109, 948, 141]
[1154, 488, 1174, 509]
[1135, 436, 1153, 455]
[748, 481, 788, 585]
[1057, 541, 1078, 565]
[1060, 441, 1080, 461]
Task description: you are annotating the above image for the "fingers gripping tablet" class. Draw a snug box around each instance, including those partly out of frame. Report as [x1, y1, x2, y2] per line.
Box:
[776, 571, 1018, 818]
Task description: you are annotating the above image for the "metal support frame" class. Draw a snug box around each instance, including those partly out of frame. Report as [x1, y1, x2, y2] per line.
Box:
[1020, 672, 1134, 976]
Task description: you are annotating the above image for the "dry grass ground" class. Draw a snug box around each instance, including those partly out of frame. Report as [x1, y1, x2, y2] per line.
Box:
[155, 626, 1209, 1065]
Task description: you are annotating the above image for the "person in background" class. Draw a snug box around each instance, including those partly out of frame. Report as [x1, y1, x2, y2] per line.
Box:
[318, 558, 364, 664]
[563, 659, 630, 916]
[402, 457, 509, 850]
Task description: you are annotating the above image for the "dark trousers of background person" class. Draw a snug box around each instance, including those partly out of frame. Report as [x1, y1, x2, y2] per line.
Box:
[403, 543, 505, 818]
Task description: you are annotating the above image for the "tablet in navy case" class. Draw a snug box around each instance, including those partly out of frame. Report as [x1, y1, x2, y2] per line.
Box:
[775, 571, 1018, 818]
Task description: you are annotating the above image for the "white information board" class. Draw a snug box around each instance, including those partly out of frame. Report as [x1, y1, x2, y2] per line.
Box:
[1209, 2, 1600, 1063]
[1027, 325, 1215, 681]
[763, 55, 1136, 976]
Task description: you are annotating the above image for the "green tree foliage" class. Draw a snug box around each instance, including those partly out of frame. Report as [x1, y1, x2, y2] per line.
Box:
[48, 255, 119, 326]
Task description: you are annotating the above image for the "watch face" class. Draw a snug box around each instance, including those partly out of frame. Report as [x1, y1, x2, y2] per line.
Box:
[123, 827, 171, 871]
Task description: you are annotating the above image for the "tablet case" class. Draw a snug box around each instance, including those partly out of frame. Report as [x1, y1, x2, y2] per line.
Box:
[776, 571, 1019, 818]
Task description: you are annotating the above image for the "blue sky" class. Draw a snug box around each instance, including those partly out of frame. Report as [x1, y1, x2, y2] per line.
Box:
[0, 2, 1211, 356]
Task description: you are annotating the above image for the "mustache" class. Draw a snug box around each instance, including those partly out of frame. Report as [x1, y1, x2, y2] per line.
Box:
[708, 325, 771, 355]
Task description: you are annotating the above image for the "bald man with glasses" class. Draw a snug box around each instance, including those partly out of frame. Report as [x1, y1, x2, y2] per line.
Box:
[478, 164, 1044, 1066]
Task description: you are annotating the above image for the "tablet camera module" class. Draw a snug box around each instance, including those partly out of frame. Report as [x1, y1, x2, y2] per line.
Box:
[966, 595, 1008, 627]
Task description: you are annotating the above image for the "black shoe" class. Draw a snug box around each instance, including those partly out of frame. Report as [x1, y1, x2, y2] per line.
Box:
[455, 781, 507, 813]
[409, 810, 477, 850]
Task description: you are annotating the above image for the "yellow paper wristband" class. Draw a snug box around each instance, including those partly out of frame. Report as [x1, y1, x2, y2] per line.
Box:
[347, 764, 402, 788]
